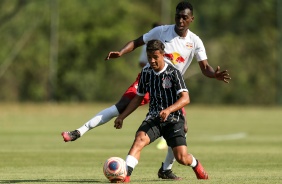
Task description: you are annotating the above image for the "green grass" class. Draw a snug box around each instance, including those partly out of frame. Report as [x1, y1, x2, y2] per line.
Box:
[0, 103, 281, 184]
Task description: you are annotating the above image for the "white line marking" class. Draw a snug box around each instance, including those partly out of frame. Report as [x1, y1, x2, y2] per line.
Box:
[211, 132, 247, 141]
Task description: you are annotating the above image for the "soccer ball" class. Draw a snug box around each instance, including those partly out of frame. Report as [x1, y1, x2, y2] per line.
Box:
[103, 157, 127, 183]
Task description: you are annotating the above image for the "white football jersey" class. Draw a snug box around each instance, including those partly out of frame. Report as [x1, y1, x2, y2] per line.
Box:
[143, 25, 207, 75]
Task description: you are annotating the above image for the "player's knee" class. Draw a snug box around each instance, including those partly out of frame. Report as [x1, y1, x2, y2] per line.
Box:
[133, 132, 150, 147]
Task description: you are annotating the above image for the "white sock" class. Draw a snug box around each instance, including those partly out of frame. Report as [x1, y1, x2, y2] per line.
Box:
[77, 105, 119, 136]
[126, 155, 139, 169]
[163, 146, 175, 170]
[190, 155, 197, 167]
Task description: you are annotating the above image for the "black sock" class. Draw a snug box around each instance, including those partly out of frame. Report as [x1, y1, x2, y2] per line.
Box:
[127, 166, 133, 176]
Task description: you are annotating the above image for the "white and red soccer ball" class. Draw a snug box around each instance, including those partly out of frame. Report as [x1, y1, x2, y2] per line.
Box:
[103, 157, 127, 183]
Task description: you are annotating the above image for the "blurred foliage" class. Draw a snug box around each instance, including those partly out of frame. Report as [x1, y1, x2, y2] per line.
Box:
[0, 0, 279, 105]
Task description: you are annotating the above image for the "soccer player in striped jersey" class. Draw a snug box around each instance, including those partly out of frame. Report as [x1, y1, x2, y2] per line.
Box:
[61, 1, 230, 180]
[114, 40, 208, 182]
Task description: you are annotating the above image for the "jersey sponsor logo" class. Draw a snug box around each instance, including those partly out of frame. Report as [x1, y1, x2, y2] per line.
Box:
[162, 76, 172, 89]
[164, 52, 185, 65]
[186, 42, 193, 49]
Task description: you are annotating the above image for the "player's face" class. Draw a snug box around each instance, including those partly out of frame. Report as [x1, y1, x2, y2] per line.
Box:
[147, 50, 165, 72]
[174, 8, 194, 36]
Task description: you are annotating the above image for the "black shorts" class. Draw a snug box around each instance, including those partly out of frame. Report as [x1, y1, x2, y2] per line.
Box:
[137, 116, 186, 148]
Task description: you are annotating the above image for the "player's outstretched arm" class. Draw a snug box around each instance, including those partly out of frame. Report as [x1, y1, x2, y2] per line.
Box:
[199, 60, 231, 83]
[105, 36, 145, 60]
[159, 91, 190, 122]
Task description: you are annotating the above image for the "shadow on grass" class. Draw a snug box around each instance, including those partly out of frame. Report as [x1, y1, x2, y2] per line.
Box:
[0, 179, 168, 183]
[0, 179, 106, 183]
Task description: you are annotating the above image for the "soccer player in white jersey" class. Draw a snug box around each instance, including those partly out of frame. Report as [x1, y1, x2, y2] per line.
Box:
[115, 39, 208, 182]
[61, 1, 230, 180]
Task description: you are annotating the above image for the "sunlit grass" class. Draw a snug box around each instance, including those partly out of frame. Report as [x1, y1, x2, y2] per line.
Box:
[0, 103, 281, 184]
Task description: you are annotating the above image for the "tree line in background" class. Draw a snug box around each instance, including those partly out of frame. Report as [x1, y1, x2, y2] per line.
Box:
[0, 0, 279, 105]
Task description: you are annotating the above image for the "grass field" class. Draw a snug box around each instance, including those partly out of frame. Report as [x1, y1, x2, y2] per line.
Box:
[0, 103, 281, 184]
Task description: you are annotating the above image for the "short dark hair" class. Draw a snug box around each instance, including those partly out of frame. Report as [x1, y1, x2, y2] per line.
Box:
[176, 1, 193, 15]
[146, 40, 165, 53]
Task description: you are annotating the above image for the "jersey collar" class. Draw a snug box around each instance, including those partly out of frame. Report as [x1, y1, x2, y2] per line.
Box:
[153, 63, 168, 75]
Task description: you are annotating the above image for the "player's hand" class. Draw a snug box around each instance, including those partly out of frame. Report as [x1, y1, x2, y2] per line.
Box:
[215, 66, 231, 83]
[159, 109, 170, 122]
[114, 117, 124, 129]
[105, 51, 121, 60]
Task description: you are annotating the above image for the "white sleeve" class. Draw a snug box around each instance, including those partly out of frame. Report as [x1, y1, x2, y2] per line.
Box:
[143, 26, 162, 44]
[195, 36, 208, 61]
[139, 45, 147, 65]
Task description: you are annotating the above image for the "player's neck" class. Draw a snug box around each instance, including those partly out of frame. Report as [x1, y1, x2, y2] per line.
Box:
[175, 27, 189, 38]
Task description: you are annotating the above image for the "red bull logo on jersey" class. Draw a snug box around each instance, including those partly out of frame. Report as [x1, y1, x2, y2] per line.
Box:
[164, 52, 185, 65]
[186, 42, 193, 49]
[162, 77, 172, 89]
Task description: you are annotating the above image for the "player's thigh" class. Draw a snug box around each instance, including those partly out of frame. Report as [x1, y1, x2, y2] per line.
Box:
[137, 117, 161, 144]
[115, 75, 144, 113]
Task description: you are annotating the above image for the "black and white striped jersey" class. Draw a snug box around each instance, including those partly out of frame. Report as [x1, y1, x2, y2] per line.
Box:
[137, 63, 188, 122]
